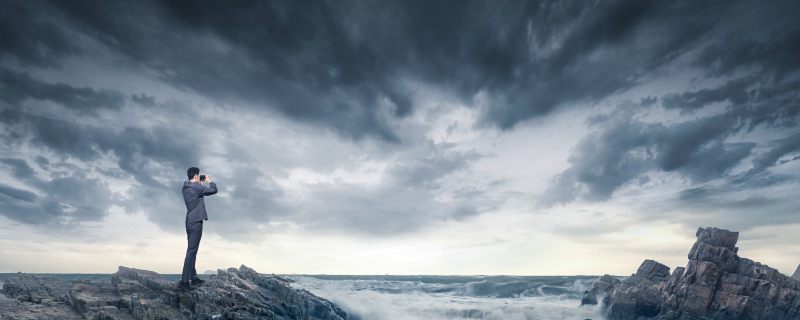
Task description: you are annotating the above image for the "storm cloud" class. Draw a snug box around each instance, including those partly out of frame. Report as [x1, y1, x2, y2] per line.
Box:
[537, 0, 800, 211]
[0, 0, 799, 249]
[4, 0, 780, 138]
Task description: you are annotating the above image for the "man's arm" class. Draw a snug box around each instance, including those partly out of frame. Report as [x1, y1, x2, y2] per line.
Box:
[195, 181, 218, 196]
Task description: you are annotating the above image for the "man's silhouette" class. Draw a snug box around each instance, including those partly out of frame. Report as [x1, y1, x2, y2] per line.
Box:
[179, 166, 218, 290]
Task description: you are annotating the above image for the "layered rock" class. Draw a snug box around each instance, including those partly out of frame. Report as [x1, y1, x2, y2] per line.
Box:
[1, 264, 348, 320]
[582, 227, 800, 320]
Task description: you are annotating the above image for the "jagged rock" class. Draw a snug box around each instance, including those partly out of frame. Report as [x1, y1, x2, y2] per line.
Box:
[581, 274, 621, 305]
[792, 265, 800, 281]
[606, 260, 671, 319]
[582, 227, 800, 320]
[636, 260, 671, 281]
[1, 265, 349, 320]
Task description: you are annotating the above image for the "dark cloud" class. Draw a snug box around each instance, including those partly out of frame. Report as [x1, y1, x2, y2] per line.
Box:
[130, 93, 157, 107]
[748, 132, 800, 174]
[655, 114, 737, 172]
[0, 0, 799, 240]
[660, 76, 800, 130]
[538, 109, 784, 207]
[539, 0, 800, 210]
[0, 103, 286, 241]
[0, 183, 37, 203]
[0, 156, 112, 226]
[1, 95, 484, 240]
[660, 78, 752, 112]
[34, 156, 50, 167]
[0, 109, 200, 188]
[0, 101, 203, 231]
[539, 114, 656, 205]
[1, 0, 763, 141]
[692, 3, 800, 80]
[668, 178, 800, 232]
[0, 107, 199, 181]
[0, 68, 126, 116]
[674, 141, 755, 182]
[0, 158, 35, 179]
[474, 0, 731, 129]
[542, 67, 800, 206]
[0, 1, 81, 68]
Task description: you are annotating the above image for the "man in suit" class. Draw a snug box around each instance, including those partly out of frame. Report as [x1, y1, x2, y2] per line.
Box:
[179, 166, 218, 291]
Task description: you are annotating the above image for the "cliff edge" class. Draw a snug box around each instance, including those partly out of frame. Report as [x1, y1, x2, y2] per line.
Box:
[582, 227, 800, 320]
[0, 264, 348, 320]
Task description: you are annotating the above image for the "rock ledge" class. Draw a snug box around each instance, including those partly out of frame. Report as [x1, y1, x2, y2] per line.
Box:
[1, 264, 348, 320]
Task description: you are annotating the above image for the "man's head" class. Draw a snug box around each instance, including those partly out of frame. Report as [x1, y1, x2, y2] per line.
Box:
[187, 167, 200, 181]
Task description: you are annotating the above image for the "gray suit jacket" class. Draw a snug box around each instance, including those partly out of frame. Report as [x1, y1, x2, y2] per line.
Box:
[182, 180, 218, 223]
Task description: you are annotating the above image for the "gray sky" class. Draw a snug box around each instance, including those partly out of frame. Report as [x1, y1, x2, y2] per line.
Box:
[1, 0, 799, 275]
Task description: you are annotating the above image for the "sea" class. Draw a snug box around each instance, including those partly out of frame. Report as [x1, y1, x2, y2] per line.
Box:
[0, 273, 617, 320]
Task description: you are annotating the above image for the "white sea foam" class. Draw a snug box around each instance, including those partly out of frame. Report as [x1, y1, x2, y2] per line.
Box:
[284, 275, 606, 320]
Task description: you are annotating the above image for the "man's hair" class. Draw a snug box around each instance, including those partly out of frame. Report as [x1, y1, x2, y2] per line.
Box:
[187, 167, 200, 180]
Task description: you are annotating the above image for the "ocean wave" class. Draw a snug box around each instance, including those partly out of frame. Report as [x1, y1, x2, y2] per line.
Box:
[285, 275, 605, 320]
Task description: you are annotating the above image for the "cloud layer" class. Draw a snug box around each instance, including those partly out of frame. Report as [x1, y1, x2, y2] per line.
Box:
[0, 0, 798, 274]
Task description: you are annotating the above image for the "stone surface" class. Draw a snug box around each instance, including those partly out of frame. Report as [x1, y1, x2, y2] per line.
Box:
[581, 274, 621, 305]
[1, 265, 348, 320]
[582, 227, 800, 320]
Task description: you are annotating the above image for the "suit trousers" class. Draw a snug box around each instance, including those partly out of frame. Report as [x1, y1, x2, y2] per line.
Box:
[181, 218, 203, 282]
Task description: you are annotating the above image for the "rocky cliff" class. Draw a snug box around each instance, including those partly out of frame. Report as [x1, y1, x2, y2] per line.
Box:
[581, 227, 800, 320]
[0, 264, 348, 320]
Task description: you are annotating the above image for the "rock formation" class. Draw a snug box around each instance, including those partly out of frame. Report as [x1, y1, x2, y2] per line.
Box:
[581, 274, 621, 306]
[582, 227, 800, 320]
[0, 264, 348, 320]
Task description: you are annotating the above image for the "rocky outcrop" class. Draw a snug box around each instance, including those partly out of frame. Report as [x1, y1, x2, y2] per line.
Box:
[581, 274, 622, 306]
[1, 264, 348, 320]
[583, 227, 800, 320]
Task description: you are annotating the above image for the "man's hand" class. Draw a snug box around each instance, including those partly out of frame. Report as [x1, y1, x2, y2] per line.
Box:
[198, 176, 218, 196]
